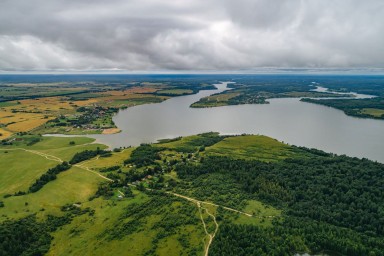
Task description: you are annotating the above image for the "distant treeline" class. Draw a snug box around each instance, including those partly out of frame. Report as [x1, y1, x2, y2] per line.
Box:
[154, 84, 216, 97]
[0, 89, 95, 103]
[302, 97, 384, 119]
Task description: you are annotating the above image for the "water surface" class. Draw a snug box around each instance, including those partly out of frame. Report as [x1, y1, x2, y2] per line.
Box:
[90, 82, 384, 163]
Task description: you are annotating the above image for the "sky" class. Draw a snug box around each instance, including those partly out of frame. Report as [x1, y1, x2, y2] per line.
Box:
[0, 0, 384, 73]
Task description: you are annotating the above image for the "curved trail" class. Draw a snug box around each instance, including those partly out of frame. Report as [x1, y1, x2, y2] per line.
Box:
[0, 147, 112, 181]
[24, 149, 63, 162]
[126, 186, 255, 256]
[0, 148, 63, 162]
[74, 164, 113, 181]
[197, 203, 210, 254]
[197, 202, 219, 256]
[72, 155, 112, 181]
[168, 192, 253, 217]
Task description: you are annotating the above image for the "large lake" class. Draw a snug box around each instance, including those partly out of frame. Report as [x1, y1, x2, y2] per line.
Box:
[90, 82, 384, 163]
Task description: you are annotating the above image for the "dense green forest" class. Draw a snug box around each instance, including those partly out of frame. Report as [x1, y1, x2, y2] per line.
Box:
[123, 144, 164, 167]
[174, 150, 384, 255]
[176, 155, 384, 234]
[0, 216, 54, 256]
[302, 97, 384, 119]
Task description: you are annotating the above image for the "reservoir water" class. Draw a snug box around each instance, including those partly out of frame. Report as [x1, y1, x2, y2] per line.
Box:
[90, 82, 384, 163]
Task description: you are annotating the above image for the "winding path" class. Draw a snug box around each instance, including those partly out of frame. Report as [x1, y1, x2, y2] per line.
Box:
[168, 192, 253, 217]
[0, 148, 62, 162]
[0, 147, 112, 181]
[197, 202, 219, 256]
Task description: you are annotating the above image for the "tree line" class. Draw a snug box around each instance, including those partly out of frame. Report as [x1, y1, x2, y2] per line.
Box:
[28, 162, 71, 193]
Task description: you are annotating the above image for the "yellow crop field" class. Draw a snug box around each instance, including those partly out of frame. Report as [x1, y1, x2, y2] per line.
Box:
[0, 128, 12, 139]
[6, 115, 53, 132]
[0, 97, 95, 134]
[16, 97, 75, 113]
[1, 97, 103, 117]
[0, 105, 55, 133]
[0, 86, 167, 137]
[0, 112, 45, 123]
[0, 111, 15, 118]
[0, 112, 41, 124]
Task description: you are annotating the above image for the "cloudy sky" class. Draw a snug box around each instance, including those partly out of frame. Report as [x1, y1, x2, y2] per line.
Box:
[0, 0, 384, 73]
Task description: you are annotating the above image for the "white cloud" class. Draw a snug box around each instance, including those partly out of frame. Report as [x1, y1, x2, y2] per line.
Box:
[0, 0, 384, 72]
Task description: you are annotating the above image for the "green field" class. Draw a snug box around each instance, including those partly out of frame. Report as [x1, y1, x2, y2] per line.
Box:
[34, 126, 105, 135]
[47, 192, 206, 256]
[359, 108, 384, 117]
[1, 136, 107, 161]
[0, 166, 104, 221]
[0, 136, 103, 197]
[78, 147, 134, 170]
[0, 101, 18, 108]
[205, 135, 296, 161]
[0, 136, 106, 220]
[233, 200, 281, 227]
[0, 150, 58, 197]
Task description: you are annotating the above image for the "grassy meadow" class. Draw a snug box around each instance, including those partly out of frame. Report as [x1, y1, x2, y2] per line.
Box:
[0, 136, 105, 220]
[359, 108, 384, 117]
[0, 150, 58, 197]
[204, 135, 296, 161]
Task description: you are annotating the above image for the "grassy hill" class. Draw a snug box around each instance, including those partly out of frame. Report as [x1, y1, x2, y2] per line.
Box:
[1, 133, 384, 255]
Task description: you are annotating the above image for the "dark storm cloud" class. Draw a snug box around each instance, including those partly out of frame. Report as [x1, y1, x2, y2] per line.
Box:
[0, 0, 384, 72]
